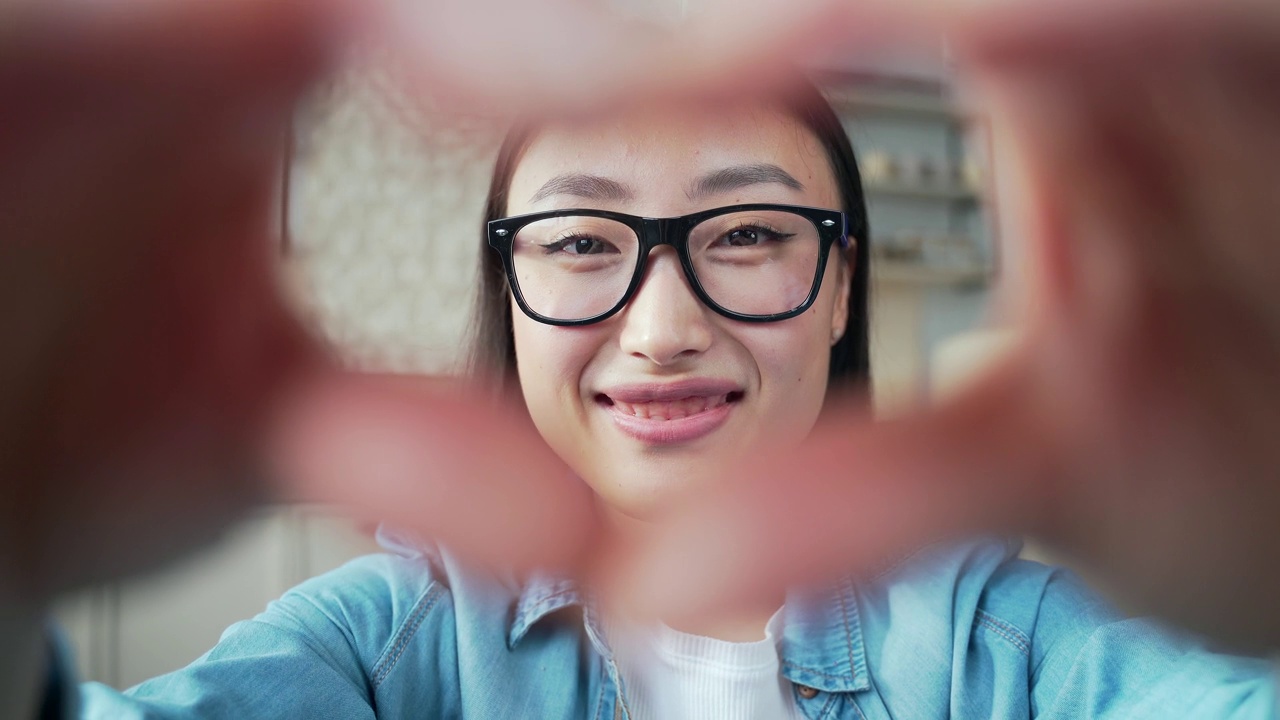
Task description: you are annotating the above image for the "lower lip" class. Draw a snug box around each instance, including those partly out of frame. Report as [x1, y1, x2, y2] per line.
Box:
[604, 400, 735, 445]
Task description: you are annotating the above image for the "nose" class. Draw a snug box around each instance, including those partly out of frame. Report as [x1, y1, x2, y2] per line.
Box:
[617, 248, 713, 366]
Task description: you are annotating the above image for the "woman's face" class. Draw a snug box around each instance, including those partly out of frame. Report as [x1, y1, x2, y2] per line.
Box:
[505, 103, 850, 520]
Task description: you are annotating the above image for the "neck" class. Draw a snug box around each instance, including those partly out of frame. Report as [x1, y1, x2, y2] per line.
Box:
[663, 599, 784, 643]
[602, 505, 785, 643]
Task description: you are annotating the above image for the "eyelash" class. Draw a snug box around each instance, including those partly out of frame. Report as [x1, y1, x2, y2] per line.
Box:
[535, 222, 794, 254]
[539, 232, 601, 255]
[719, 223, 794, 243]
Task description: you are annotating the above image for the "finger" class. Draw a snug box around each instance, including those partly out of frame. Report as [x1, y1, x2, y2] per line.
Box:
[966, 0, 1280, 436]
[950, 1, 1280, 648]
[268, 371, 602, 576]
[0, 69, 303, 407]
[610, 357, 1058, 625]
[955, 0, 1280, 68]
[0, 0, 358, 152]
[383, 0, 1280, 120]
[976, 19, 1280, 314]
[0, 112, 320, 597]
[0, 0, 352, 254]
[0, 0, 361, 87]
[0, 0, 330, 591]
[385, 0, 956, 119]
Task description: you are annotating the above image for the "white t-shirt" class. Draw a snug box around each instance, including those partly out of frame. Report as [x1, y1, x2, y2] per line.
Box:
[607, 609, 807, 720]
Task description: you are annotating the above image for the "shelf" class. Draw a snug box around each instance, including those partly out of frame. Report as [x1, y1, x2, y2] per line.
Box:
[864, 180, 982, 202]
[871, 260, 993, 287]
[824, 86, 970, 121]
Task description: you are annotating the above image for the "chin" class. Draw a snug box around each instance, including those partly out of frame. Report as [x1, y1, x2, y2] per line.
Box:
[589, 458, 723, 521]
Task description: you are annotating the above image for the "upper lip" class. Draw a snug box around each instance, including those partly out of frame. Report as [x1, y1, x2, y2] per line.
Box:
[598, 379, 744, 404]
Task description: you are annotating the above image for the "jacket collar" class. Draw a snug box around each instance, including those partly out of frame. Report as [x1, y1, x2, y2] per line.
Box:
[507, 571, 585, 650]
[506, 573, 870, 694]
[778, 578, 870, 693]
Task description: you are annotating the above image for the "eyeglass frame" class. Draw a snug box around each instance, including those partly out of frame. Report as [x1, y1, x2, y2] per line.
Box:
[487, 203, 851, 327]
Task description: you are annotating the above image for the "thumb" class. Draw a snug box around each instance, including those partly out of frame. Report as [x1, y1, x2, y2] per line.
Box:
[267, 370, 601, 576]
[612, 353, 1057, 624]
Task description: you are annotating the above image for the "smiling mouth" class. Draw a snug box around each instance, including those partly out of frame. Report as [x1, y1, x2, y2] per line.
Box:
[596, 391, 745, 420]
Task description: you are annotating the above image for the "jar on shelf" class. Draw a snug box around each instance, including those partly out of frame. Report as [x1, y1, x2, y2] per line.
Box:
[914, 156, 942, 186]
[875, 230, 926, 261]
[959, 157, 984, 192]
[922, 233, 982, 268]
[862, 150, 896, 185]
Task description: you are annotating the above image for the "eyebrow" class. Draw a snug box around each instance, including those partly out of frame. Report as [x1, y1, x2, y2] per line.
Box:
[527, 163, 805, 206]
[529, 174, 634, 204]
[687, 163, 804, 200]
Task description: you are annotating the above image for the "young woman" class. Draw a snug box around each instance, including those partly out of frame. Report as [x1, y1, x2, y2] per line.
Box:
[79, 79, 1275, 719]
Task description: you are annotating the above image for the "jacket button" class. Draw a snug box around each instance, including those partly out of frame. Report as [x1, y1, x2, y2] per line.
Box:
[795, 684, 819, 699]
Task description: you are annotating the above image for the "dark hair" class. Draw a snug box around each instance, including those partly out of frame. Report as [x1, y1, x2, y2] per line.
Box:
[466, 78, 872, 403]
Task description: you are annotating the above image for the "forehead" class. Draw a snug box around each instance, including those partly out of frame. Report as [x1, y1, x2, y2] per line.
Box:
[506, 102, 840, 215]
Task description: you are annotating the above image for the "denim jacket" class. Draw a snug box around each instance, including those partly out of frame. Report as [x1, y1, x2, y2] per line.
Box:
[78, 532, 1276, 719]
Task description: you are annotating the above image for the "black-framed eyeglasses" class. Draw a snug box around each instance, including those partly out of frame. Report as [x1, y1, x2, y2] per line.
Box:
[487, 203, 850, 326]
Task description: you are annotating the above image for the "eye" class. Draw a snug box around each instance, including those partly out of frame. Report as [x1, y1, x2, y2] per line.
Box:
[718, 224, 795, 247]
[541, 234, 616, 255]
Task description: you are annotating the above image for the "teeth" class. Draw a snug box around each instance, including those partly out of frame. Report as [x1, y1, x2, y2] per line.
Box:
[612, 394, 730, 420]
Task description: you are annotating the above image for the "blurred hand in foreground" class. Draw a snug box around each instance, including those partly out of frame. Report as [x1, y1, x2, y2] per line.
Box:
[0, 0, 602, 608]
[3, 0, 1280, 658]
[618, 0, 1280, 654]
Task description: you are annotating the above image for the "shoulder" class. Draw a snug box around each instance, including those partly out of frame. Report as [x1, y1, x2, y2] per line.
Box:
[283, 535, 447, 618]
[261, 527, 533, 670]
[855, 539, 1132, 662]
[885, 540, 1160, 660]
[974, 548, 1113, 653]
[859, 540, 1275, 716]
[858, 537, 1030, 615]
[956, 545, 1276, 716]
[1004, 565, 1276, 715]
[864, 540, 1109, 631]
[852, 538, 1038, 666]
[243, 528, 462, 675]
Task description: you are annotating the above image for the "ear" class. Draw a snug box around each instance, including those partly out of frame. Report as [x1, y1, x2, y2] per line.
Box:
[830, 241, 854, 347]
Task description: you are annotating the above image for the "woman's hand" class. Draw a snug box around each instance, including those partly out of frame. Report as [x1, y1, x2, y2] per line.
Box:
[0, 0, 601, 605]
[0, 0, 922, 606]
[0, 0, 916, 606]
[621, 0, 1280, 653]
[7, 0, 1280, 656]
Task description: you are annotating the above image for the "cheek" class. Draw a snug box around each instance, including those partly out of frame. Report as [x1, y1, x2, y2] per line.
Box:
[510, 308, 601, 427]
[753, 323, 830, 384]
[737, 260, 845, 437]
[734, 313, 832, 423]
[754, 267, 841, 383]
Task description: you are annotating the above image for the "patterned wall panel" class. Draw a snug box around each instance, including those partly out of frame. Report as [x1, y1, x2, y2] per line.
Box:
[287, 57, 506, 374]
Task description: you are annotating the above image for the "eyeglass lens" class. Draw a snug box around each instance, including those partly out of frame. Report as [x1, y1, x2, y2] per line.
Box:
[509, 210, 823, 321]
